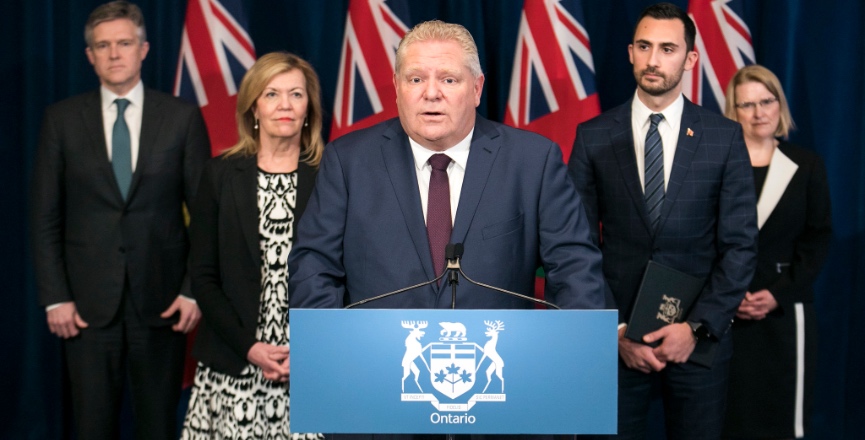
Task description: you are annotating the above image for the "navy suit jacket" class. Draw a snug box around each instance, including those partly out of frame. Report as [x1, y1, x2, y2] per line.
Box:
[569, 98, 758, 337]
[289, 115, 605, 310]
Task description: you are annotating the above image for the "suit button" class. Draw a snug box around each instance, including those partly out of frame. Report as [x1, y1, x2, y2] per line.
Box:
[119, 247, 126, 254]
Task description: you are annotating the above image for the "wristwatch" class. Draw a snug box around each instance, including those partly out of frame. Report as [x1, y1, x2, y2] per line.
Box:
[686, 321, 710, 341]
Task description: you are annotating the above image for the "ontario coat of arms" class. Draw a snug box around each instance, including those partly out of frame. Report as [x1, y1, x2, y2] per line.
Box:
[400, 320, 507, 412]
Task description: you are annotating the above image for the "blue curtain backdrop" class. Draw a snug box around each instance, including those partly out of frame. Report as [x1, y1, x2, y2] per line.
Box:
[3, 1, 863, 438]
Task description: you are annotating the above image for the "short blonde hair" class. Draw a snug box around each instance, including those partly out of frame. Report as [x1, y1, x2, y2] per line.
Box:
[225, 52, 324, 167]
[395, 20, 482, 78]
[724, 64, 795, 138]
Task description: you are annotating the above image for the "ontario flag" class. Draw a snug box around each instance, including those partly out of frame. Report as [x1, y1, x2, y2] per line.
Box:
[683, 0, 754, 113]
[504, 0, 600, 302]
[504, 0, 600, 163]
[330, 0, 411, 140]
[174, 0, 256, 156]
[173, 0, 255, 387]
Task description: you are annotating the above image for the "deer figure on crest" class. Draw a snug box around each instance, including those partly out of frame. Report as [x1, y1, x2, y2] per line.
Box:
[401, 321, 431, 392]
[476, 320, 505, 393]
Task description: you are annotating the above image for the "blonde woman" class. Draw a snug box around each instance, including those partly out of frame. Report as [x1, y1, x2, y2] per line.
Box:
[181, 52, 325, 440]
[722, 65, 832, 440]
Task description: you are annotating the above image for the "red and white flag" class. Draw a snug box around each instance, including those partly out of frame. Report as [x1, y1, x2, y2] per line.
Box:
[330, 0, 410, 140]
[683, 0, 754, 112]
[174, 0, 256, 156]
[504, 0, 600, 162]
[173, 0, 255, 387]
[504, 0, 601, 301]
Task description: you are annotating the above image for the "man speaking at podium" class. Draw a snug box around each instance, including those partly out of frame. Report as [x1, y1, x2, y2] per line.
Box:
[289, 19, 605, 316]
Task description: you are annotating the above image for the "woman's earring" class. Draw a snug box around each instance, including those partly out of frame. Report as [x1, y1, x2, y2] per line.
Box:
[254, 119, 259, 130]
[304, 118, 309, 127]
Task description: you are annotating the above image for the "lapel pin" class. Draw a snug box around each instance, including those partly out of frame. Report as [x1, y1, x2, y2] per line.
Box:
[686, 128, 694, 137]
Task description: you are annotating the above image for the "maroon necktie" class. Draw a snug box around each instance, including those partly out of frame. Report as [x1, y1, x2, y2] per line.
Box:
[427, 154, 453, 279]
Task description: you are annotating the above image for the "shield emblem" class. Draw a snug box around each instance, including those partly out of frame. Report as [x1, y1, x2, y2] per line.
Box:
[429, 342, 476, 399]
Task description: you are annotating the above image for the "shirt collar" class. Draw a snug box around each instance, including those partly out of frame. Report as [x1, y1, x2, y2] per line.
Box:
[632, 91, 684, 128]
[100, 80, 144, 111]
[410, 129, 474, 172]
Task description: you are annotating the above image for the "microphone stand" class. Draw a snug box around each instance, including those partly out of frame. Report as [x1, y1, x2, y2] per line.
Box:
[447, 243, 561, 310]
[456, 267, 561, 310]
[445, 244, 461, 440]
[344, 273, 445, 309]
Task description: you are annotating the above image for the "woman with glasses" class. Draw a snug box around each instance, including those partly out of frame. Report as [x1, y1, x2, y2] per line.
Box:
[721, 65, 832, 439]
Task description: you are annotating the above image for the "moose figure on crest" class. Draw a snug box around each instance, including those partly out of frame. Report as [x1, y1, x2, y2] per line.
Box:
[400, 321, 431, 392]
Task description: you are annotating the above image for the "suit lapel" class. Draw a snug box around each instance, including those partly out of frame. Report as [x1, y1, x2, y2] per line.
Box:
[80, 91, 123, 203]
[231, 156, 261, 265]
[380, 121, 437, 283]
[660, 99, 701, 231]
[293, 161, 315, 231]
[129, 89, 161, 202]
[611, 102, 653, 232]
[757, 146, 798, 229]
[451, 116, 499, 245]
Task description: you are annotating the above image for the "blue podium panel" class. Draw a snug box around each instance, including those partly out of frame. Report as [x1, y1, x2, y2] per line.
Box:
[291, 309, 617, 435]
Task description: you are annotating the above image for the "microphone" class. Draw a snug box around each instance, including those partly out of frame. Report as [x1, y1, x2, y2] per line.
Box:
[344, 242, 561, 310]
[445, 243, 463, 309]
[344, 244, 464, 309]
[448, 242, 561, 310]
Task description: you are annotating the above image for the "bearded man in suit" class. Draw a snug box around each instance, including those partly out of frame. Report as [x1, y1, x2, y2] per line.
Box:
[569, 3, 758, 439]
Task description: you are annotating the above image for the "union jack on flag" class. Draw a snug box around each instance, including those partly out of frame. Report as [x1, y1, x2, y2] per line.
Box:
[174, 0, 256, 156]
[173, 0, 255, 388]
[504, 0, 600, 162]
[330, 0, 410, 141]
[683, 0, 754, 113]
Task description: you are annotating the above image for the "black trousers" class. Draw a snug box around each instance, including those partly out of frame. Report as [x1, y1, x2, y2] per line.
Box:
[63, 289, 186, 440]
[582, 332, 734, 440]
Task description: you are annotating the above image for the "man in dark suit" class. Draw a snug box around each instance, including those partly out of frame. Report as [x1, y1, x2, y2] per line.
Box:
[289, 19, 604, 316]
[29, 2, 210, 438]
[569, 3, 757, 439]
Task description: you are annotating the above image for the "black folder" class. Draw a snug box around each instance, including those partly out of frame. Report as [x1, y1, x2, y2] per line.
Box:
[624, 261, 716, 367]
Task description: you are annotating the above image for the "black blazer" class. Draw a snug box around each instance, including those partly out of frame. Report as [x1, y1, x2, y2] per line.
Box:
[30, 88, 211, 327]
[749, 142, 832, 307]
[189, 153, 316, 375]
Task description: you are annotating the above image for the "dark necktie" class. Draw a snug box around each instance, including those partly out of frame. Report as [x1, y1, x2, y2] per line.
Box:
[644, 113, 665, 230]
[112, 98, 132, 200]
[427, 154, 453, 279]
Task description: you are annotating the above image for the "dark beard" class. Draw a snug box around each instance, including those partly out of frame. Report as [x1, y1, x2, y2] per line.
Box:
[635, 66, 684, 97]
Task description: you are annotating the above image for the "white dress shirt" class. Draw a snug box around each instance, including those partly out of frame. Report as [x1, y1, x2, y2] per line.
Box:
[101, 80, 145, 171]
[630, 92, 685, 191]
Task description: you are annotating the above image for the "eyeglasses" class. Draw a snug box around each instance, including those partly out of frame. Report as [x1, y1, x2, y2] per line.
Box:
[735, 97, 778, 111]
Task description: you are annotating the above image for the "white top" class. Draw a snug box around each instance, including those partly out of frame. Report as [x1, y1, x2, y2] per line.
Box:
[630, 92, 684, 191]
[409, 129, 473, 225]
[100, 80, 144, 171]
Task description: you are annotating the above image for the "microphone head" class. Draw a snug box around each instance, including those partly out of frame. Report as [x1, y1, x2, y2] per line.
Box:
[445, 243, 456, 260]
[454, 243, 464, 258]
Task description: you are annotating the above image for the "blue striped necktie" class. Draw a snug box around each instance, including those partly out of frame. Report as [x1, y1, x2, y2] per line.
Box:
[112, 98, 132, 200]
[644, 113, 665, 230]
